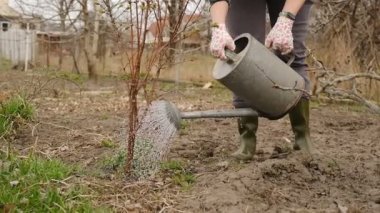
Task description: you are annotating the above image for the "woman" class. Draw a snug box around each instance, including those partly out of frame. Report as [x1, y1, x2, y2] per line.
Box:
[208, 0, 314, 160]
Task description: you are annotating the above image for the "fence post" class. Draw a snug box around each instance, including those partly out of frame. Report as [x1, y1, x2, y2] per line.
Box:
[25, 23, 30, 72]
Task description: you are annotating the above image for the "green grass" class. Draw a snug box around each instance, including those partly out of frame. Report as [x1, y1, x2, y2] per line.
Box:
[102, 145, 170, 180]
[54, 71, 86, 85]
[161, 160, 195, 191]
[101, 150, 126, 172]
[178, 120, 190, 135]
[34, 68, 87, 86]
[100, 138, 116, 148]
[310, 95, 369, 112]
[327, 159, 340, 169]
[0, 58, 12, 72]
[0, 95, 35, 138]
[0, 153, 102, 212]
[309, 100, 321, 109]
[340, 103, 367, 113]
[119, 72, 152, 81]
[161, 160, 183, 171]
[172, 173, 195, 190]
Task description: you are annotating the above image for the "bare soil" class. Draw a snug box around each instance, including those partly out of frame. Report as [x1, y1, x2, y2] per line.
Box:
[1, 70, 379, 212]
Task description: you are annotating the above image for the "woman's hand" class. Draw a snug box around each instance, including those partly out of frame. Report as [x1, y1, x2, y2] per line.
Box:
[210, 24, 236, 60]
[265, 16, 294, 55]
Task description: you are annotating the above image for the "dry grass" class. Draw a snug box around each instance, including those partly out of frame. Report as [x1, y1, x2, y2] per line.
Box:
[308, 36, 380, 102]
[35, 49, 216, 83]
[33, 43, 379, 102]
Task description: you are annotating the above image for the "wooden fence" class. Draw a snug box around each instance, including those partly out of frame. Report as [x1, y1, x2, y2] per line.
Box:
[0, 29, 37, 66]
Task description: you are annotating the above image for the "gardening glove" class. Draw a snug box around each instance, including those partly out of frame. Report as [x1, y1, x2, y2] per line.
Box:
[210, 24, 236, 60]
[265, 16, 294, 55]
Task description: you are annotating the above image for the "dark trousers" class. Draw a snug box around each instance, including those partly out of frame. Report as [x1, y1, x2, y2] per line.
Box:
[226, 0, 313, 108]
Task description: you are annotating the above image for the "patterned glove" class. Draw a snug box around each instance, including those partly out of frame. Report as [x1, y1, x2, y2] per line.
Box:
[210, 24, 236, 60]
[265, 16, 294, 55]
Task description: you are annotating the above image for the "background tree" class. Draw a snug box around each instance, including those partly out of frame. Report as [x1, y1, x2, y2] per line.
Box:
[308, 0, 380, 111]
[77, 0, 100, 80]
[164, 0, 185, 65]
[57, 0, 76, 69]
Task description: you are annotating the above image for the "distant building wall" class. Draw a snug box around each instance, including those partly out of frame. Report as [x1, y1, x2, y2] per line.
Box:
[0, 29, 37, 65]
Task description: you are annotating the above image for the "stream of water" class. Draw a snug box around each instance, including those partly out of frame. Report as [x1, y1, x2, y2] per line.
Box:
[133, 101, 178, 179]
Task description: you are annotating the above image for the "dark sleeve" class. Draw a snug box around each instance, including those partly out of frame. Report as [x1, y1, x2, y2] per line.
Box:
[209, 0, 230, 6]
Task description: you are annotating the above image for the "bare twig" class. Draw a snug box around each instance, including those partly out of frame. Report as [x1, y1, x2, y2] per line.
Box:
[272, 84, 312, 97]
[308, 49, 380, 114]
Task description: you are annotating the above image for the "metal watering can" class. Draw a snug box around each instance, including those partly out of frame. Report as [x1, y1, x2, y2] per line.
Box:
[159, 33, 306, 129]
[212, 33, 305, 120]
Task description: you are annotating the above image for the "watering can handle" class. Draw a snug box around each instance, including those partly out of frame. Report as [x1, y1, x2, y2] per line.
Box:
[225, 49, 295, 65]
[286, 52, 296, 66]
[225, 49, 239, 64]
[273, 49, 296, 66]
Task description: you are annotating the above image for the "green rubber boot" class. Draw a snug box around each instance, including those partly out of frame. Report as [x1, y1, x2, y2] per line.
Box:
[289, 99, 312, 153]
[231, 116, 258, 160]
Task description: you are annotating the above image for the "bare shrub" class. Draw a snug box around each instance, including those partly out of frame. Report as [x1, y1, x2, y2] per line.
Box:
[100, 0, 202, 175]
[308, 0, 380, 106]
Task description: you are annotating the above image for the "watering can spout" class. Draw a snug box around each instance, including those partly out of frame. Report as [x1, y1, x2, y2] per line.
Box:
[162, 101, 258, 130]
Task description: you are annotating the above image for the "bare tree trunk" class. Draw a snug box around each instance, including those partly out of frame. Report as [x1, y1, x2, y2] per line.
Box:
[71, 35, 81, 74]
[58, 0, 76, 70]
[58, 0, 65, 70]
[92, 0, 100, 55]
[81, 0, 98, 80]
[167, 0, 185, 65]
[97, 22, 107, 73]
[126, 77, 139, 173]
[46, 36, 50, 68]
